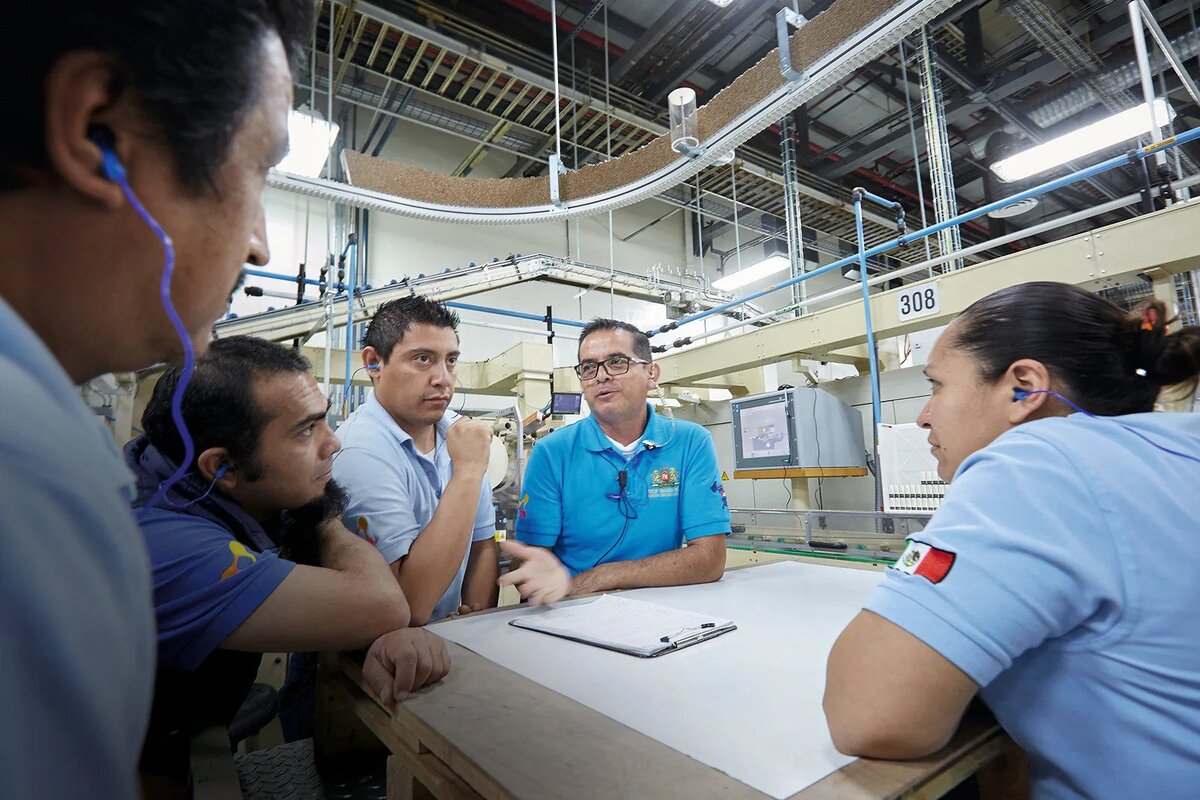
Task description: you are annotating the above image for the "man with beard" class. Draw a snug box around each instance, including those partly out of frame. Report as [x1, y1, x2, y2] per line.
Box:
[126, 336, 449, 797]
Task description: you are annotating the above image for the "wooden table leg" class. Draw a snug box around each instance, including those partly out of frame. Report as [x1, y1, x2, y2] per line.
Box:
[388, 755, 435, 800]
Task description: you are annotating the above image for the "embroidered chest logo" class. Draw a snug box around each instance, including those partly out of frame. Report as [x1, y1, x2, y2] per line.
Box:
[220, 541, 257, 580]
[650, 467, 679, 487]
[648, 466, 681, 498]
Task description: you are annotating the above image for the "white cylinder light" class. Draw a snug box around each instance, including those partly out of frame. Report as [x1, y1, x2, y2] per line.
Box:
[668, 88, 700, 154]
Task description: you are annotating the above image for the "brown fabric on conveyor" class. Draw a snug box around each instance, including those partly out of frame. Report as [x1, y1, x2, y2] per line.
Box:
[343, 0, 902, 209]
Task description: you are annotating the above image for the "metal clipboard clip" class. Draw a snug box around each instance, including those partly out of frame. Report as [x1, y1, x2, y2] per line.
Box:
[656, 622, 736, 653]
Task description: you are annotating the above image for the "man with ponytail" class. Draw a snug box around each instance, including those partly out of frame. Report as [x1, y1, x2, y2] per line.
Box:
[824, 281, 1200, 799]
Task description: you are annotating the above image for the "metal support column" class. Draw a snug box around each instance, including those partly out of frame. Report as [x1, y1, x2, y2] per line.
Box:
[780, 112, 807, 315]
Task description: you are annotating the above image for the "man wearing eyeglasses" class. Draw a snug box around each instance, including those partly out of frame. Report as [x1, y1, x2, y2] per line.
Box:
[500, 319, 729, 605]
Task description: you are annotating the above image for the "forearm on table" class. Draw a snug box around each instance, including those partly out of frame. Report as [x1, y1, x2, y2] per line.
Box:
[570, 535, 726, 595]
[396, 469, 486, 624]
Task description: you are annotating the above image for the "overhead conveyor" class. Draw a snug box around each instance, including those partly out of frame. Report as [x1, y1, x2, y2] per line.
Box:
[270, 0, 960, 224]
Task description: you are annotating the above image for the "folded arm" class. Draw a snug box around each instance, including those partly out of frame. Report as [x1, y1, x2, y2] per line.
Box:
[824, 610, 978, 759]
[223, 520, 410, 652]
[570, 533, 726, 595]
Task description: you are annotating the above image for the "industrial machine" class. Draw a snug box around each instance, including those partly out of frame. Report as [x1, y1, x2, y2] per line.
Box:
[730, 388, 866, 471]
[726, 507, 929, 564]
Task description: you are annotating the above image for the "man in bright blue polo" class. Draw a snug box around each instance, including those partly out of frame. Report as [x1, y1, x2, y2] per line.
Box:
[501, 319, 728, 604]
[334, 296, 500, 626]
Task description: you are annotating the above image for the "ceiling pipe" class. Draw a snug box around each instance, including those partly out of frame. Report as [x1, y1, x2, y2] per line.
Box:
[1026, 28, 1200, 128]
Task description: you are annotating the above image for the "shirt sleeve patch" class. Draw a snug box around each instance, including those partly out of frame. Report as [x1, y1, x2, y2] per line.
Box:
[355, 516, 377, 544]
[710, 480, 728, 509]
[220, 541, 258, 580]
[892, 539, 956, 584]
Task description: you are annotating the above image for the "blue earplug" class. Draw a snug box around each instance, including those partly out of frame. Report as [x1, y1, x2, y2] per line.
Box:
[87, 126, 126, 183]
[214, 463, 230, 480]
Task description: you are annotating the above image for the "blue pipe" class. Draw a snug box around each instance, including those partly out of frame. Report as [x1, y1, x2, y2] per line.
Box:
[244, 270, 589, 331]
[856, 189, 903, 213]
[853, 197, 884, 432]
[657, 127, 1200, 335]
[445, 300, 587, 329]
[245, 267, 322, 287]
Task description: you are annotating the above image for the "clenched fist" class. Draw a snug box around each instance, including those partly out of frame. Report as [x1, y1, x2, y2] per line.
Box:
[446, 417, 492, 474]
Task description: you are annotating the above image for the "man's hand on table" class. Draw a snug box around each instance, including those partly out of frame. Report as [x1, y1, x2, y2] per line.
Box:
[363, 628, 451, 709]
[498, 540, 571, 606]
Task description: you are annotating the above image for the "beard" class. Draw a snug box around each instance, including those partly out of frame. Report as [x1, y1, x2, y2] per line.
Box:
[277, 479, 350, 565]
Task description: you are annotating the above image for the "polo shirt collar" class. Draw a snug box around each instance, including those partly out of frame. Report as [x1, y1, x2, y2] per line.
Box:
[124, 435, 278, 552]
[360, 393, 458, 454]
[584, 402, 669, 454]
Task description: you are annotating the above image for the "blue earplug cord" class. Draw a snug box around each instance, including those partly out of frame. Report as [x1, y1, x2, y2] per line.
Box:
[95, 137, 200, 520]
[1016, 388, 1200, 465]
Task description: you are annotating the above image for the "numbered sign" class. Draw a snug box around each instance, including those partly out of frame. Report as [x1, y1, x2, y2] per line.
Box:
[897, 282, 940, 321]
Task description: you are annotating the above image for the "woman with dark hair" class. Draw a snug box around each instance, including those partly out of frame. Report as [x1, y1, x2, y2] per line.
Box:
[824, 281, 1200, 799]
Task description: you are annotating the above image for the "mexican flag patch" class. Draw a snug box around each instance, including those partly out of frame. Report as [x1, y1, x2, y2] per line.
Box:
[892, 540, 956, 584]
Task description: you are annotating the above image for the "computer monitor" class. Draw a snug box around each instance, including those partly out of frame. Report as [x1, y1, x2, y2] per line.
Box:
[731, 388, 866, 471]
[732, 393, 795, 469]
[551, 392, 582, 415]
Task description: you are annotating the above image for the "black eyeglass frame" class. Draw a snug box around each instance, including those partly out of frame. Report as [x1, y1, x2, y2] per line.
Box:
[573, 355, 651, 381]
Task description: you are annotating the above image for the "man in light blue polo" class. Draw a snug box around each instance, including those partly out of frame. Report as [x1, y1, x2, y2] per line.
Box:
[0, 4, 312, 797]
[334, 297, 500, 626]
[501, 319, 729, 605]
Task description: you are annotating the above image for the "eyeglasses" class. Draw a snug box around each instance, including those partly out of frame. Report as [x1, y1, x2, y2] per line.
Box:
[573, 355, 650, 381]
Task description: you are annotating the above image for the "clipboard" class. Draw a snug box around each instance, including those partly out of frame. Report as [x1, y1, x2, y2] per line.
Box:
[507, 594, 737, 658]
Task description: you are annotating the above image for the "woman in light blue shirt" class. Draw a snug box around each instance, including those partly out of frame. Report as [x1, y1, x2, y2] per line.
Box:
[825, 281, 1200, 799]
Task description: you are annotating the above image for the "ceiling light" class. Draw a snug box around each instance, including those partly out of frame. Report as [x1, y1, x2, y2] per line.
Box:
[991, 99, 1175, 183]
[987, 196, 1040, 219]
[712, 254, 790, 291]
[276, 108, 340, 178]
[706, 0, 737, 6]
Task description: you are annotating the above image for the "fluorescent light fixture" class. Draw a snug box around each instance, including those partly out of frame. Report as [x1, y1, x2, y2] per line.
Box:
[276, 108, 340, 178]
[712, 254, 790, 291]
[991, 99, 1175, 182]
[706, 0, 737, 6]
